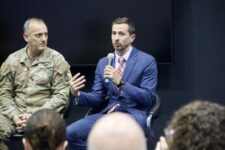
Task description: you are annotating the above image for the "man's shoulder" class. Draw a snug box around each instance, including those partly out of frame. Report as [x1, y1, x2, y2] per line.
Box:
[133, 47, 155, 61]
[96, 55, 108, 68]
[45, 47, 65, 58]
[0, 48, 25, 75]
[45, 47, 70, 74]
[5, 47, 26, 63]
[44, 47, 69, 64]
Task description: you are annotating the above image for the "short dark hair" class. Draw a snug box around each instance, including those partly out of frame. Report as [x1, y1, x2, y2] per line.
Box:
[165, 100, 225, 150]
[24, 109, 66, 150]
[112, 17, 135, 35]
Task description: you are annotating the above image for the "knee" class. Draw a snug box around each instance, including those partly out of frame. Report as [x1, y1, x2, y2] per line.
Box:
[66, 124, 79, 142]
[66, 121, 91, 144]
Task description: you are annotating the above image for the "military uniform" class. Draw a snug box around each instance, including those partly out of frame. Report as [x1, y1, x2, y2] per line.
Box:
[0, 47, 71, 149]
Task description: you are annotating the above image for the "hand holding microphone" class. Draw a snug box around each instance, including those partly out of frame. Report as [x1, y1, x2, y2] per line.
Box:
[104, 53, 114, 84]
[104, 53, 121, 85]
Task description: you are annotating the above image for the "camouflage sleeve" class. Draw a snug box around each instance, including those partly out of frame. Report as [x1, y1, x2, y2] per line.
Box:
[39, 59, 72, 112]
[0, 62, 21, 120]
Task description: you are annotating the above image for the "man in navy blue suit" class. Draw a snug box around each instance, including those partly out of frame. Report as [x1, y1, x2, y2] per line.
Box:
[67, 17, 158, 150]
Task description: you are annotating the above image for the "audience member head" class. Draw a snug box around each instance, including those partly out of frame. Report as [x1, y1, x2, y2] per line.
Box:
[23, 109, 67, 150]
[88, 112, 147, 150]
[163, 100, 225, 150]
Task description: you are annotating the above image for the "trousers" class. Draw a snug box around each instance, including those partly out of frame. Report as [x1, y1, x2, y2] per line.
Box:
[0, 113, 16, 150]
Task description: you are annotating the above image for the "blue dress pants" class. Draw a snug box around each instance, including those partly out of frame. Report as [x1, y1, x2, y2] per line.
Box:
[66, 113, 105, 150]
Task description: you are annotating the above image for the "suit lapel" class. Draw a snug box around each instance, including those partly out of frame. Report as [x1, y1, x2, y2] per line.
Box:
[122, 48, 138, 81]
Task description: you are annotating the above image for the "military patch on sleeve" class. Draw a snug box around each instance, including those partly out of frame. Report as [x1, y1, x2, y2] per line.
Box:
[56, 62, 69, 74]
[65, 71, 72, 82]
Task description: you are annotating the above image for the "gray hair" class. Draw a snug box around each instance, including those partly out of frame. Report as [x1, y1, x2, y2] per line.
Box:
[23, 18, 46, 33]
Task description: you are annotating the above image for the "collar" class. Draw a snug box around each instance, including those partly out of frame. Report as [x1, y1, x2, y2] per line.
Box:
[19, 46, 50, 64]
[115, 46, 133, 62]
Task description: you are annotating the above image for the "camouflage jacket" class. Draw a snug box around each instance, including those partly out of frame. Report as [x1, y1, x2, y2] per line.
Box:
[0, 47, 71, 120]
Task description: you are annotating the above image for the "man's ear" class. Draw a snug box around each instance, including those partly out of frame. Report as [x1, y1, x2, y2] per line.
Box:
[23, 33, 29, 42]
[130, 34, 136, 42]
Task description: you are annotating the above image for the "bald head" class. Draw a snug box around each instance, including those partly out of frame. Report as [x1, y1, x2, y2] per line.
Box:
[88, 112, 147, 150]
[23, 18, 47, 34]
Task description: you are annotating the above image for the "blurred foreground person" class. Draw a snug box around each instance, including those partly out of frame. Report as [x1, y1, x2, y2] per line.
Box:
[88, 112, 147, 150]
[155, 100, 225, 150]
[23, 109, 68, 150]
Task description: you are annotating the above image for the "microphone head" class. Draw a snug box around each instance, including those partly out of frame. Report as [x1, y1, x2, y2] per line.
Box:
[107, 53, 114, 59]
[105, 53, 114, 83]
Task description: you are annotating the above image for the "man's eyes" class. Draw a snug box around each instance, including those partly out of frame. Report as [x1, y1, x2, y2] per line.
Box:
[35, 33, 48, 38]
[112, 32, 125, 35]
[35, 34, 41, 38]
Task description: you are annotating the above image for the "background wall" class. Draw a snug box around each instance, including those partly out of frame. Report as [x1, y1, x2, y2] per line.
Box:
[155, 0, 225, 143]
[0, 0, 173, 65]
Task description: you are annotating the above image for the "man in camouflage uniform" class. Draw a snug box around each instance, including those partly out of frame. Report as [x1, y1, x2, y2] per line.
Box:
[0, 18, 71, 149]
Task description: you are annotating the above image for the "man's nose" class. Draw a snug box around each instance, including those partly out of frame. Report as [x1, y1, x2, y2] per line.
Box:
[114, 34, 120, 40]
[41, 35, 47, 41]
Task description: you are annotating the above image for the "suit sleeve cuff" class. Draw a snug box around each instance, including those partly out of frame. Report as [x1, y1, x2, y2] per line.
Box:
[73, 96, 80, 105]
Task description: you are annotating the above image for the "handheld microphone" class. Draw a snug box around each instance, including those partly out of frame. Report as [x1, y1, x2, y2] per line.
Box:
[105, 53, 114, 84]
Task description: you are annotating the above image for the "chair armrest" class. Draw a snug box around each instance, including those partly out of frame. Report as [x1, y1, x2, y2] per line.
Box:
[147, 94, 161, 127]
[85, 96, 109, 117]
[61, 93, 73, 119]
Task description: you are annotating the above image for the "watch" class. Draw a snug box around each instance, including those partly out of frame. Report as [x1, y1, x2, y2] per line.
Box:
[117, 79, 125, 89]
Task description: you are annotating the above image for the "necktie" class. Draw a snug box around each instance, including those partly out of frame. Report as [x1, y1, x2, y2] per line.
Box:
[117, 57, 125, 77]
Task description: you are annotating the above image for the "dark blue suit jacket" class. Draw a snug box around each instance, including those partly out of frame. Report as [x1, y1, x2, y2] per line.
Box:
[77, 47, 157, 131]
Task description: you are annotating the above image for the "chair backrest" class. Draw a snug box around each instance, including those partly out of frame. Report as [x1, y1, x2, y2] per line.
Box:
[146, 93, 161, 150]
[85, 96, 109, 117]
[61, 93, 73, 119]
[149, 94, 161, 119]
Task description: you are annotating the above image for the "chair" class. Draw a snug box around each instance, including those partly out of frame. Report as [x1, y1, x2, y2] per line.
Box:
[85, 94, 161, 150]
[146, 94, 161, 150]
[61, 93, 73, 119]
[85, 96, 109, 117]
